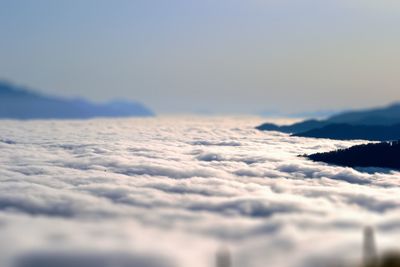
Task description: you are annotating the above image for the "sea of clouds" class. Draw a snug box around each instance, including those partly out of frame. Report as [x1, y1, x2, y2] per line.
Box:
[0, 116, 399, 267]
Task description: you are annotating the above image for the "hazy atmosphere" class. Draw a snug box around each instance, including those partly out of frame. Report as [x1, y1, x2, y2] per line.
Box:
[1, 0, 400, 114]
[1, 1, 400, 267]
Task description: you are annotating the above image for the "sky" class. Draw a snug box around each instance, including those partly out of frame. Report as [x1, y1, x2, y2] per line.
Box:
[1, 0, 400, 114]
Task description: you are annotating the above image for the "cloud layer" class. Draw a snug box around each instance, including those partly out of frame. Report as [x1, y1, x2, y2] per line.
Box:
[0, 117, 399, 267]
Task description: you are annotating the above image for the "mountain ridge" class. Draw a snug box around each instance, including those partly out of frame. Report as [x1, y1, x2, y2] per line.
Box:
[293, 123, 400, 141]
[256, 102, 400, 141]
[0, 81, 154, 119]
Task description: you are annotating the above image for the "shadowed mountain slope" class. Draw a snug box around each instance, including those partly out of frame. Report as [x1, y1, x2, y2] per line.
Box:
[306, 140, 400, 170]
[293, 123, 400, 141]
[257, 103, 400, 141]
[257, 103, 400, 134]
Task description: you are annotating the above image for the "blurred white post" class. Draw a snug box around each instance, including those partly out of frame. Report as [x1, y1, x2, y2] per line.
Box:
[216, 247, 231, 267]
[363, 226, 378, 267]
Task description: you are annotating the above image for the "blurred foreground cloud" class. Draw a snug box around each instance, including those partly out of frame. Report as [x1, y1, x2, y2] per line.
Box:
[15, 251, 175, 267]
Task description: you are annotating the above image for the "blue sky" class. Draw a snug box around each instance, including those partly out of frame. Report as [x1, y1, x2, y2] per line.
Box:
[1, 0, 400, 114]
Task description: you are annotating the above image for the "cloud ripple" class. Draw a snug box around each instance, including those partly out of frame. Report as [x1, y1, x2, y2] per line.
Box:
[0, 117, 399, 267]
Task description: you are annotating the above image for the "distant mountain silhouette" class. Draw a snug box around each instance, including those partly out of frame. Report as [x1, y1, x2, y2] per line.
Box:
[257, 102, 400, 141]
[327, 103, 400, 126]
[257, 103, 400, 133]
[256, 119, 329, 133]
[306, 140, 400, 170]
[0, 81, 154, 119]
[293, 123, 400, 141]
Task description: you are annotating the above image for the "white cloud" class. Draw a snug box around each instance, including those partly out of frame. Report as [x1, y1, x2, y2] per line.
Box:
[0, 117, 399, 267]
